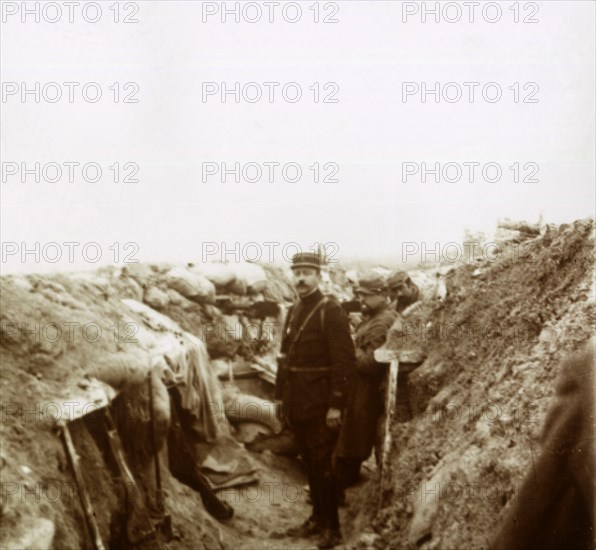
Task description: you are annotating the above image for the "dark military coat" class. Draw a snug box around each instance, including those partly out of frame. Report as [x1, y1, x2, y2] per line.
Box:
[275, 289, 356, 423]
[336, 303, 397, 459]
[491, 340, 594, 550]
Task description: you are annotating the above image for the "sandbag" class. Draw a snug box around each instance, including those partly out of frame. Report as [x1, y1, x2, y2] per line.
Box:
[232, 263, 268, 294]
[166, 287, 192, 307]
[226, 278, 247, 296]
[144, 286, 170, 309]
[122, 298, 181, 333]
[190, 262, 236, 287]
[248, 280, 267, 293]
[221, 387, 281, 433]
[164, 267, 216, 303]
[92, 348, 152, 389]
[233, 422, 273, 444]
[261, 265, 296, 302]
[122, 263, 154, 288]
[246, 430, 299, 456]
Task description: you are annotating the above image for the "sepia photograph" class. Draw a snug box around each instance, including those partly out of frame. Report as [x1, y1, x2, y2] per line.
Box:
[1, 1, 594, 549]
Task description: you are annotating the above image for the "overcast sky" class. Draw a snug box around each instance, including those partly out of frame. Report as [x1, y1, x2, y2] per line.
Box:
[1, 0, 594, 273]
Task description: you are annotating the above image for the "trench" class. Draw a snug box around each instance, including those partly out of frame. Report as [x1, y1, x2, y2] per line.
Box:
[61, 370, 374, 550]
[5, 221, 592, 550]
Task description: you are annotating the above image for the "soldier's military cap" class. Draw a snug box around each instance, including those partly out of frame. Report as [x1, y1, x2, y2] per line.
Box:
[290, 252, 323, 270]
[387, 270, 410, 289]
[357, 272, 386, 295]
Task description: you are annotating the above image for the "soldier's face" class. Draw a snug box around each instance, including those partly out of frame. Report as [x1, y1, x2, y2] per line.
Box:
[358, 293, 386, 314]
[292, 268, 320, 297]
[389, 283, 405, 300]
[390, 282, 409, 300]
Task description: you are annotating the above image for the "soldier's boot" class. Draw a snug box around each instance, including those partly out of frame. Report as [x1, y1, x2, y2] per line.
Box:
[284, 516, 323, 538]
[285, 462, 323, 538]
[317, 472, 341, 548]
[317, 528, 343, 549]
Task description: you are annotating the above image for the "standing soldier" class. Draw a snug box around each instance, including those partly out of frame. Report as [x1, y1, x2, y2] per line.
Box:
[274, 252, 356, 549]
[387, 270, 420, 314]
[335, 273, 397, 495]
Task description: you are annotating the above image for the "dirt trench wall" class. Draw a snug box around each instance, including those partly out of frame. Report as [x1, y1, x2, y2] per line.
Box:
[0, 261, 292, 549]
[362, 220, 595, 549]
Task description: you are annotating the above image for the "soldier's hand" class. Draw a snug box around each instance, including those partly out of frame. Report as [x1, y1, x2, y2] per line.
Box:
[326, 407, 342, 430]
[355, 348, 370, 372]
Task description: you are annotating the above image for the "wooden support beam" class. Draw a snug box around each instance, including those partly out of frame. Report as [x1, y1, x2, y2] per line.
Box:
[59, 422, 106, 550]
[378, 358, 399, 511]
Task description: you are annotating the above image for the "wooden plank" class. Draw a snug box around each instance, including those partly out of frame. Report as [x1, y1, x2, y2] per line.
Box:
[374, 347, 400, 363]
[60, 423, 106, 550]
[375, 347, 426, 365]
[379, 358, 399, 510]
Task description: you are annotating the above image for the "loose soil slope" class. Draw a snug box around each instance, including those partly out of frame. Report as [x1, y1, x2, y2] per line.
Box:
[351, 220, 595, 549]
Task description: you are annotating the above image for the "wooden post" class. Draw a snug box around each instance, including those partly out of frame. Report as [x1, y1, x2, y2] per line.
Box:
[375, 348, 400, 511]
[60, 422, 106, 550]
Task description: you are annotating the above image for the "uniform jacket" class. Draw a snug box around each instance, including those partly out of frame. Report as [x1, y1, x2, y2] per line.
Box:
[275, 289, 356, 422]
[336, 303, 397, 458]
[490, 339, 594, 550]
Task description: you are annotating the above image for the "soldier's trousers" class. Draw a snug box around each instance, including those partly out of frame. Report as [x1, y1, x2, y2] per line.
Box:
[291, 415, 340, 530]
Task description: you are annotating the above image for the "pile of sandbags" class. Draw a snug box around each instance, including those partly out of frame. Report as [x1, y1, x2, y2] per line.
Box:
[233, 262, 268, 294]
[190, 262, 236, 288]
[261, 264, 296, 303]
[187, 262, 270, 297]
[164, 267, 216, 304]
[121, 263, 155, 287]
[119, 261, 297, 306]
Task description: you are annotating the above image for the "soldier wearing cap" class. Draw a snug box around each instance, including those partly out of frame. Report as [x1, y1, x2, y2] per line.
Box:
[274, 252, 356, 549]
[387, 270, 420, 314]
[335, 272, 397, 495]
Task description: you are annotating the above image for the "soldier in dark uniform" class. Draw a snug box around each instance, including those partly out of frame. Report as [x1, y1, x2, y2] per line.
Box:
[387, 270, 419, 314]
[335, 273, 397, 494]
[274, 252, 356, 549]
[490, 338, 594, 550]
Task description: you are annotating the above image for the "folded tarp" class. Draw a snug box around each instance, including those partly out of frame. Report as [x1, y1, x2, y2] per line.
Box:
[120, 299, 259, 488]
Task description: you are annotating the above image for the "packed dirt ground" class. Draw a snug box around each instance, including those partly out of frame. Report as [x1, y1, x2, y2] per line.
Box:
[0, 218, 594, 549]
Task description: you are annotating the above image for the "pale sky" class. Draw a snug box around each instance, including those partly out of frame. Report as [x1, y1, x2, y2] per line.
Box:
[1, 1, 594, 273]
